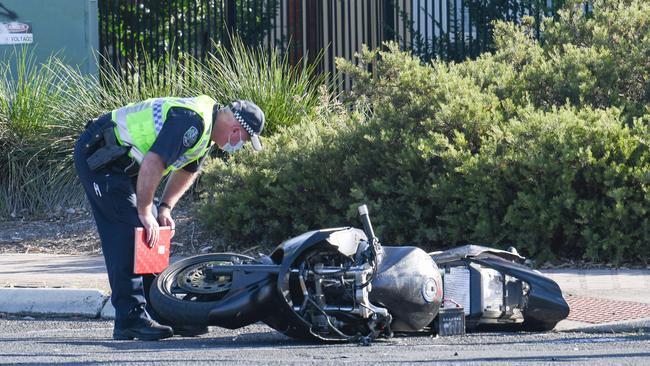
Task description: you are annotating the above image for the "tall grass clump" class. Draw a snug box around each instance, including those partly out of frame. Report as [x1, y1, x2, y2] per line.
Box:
[0, 48, 75, 216]
[52, 50, 203, 129]
[0, 48, 202, 217]
[199, 36, 328, 134]
[1, 37, 329, 218]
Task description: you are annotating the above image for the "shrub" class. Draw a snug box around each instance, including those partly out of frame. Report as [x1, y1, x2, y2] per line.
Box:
[198, 95, 358, 248]
[434, 107, 650, 263]
[541, 0, 650, 119]
[198, 43, 506, 248]
[198, 38, 650, 264]
[456, 0, 650, 122]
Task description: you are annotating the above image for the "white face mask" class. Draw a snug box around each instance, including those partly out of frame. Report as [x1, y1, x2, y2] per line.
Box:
[221, 130, 245, 154]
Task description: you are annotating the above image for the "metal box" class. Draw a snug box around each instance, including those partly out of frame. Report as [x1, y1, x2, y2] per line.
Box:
[0, 0, 98, 76]
[434, 307, 466, 336]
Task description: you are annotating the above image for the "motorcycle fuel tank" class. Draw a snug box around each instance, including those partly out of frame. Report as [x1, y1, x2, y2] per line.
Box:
[369, 246, 443, 332]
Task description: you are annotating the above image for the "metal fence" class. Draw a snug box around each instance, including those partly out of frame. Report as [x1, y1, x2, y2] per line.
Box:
[98, 0, 577, 88]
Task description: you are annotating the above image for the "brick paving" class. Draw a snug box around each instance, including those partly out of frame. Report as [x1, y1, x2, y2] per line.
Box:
[565, 294, 650, 324]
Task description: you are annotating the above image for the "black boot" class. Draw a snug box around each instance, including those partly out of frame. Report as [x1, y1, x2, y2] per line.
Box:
[113, 317, 174, 341]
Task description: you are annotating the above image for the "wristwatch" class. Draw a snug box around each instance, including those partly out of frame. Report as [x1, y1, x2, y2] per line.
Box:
[158, 202, 173, 211]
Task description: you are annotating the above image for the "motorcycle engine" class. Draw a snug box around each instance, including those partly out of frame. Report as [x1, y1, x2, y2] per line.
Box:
[287, 243, 393, 342]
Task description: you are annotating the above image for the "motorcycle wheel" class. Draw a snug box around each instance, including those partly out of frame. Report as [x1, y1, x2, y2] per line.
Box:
[150, 253, 256, 326]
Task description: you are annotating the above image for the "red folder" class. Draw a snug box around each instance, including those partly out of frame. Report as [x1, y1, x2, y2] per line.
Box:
[133, 226, 172, 274]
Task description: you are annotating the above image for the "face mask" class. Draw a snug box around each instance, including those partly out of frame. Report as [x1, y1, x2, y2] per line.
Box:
[221, 130, 245, 154]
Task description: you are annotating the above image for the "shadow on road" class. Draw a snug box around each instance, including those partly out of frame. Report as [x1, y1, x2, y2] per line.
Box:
[28, 331, 344, 351]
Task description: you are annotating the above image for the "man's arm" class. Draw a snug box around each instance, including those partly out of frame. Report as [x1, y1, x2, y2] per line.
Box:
[159, 168, 199, 211]
[136, 151, 165, 247]
[142, 107, 205, 244]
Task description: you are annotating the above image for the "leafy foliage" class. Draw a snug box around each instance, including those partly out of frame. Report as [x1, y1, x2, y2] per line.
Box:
[456, 0, 650, 122]
[198, 1, 650, 264]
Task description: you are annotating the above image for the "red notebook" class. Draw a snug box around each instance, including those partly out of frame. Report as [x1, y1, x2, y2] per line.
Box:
[133, 226, 172, 274]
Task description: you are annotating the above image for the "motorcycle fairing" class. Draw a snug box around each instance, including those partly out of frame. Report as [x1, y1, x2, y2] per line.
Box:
[270, 227, 367, 265]
[432, 245, 569, 331]
[273, 227, 368, 305]
[430, 244, 525, 264]
[469, 256, 569, 331]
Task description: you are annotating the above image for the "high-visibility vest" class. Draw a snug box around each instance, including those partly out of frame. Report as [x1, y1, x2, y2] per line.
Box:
[111, 95, 215, 175]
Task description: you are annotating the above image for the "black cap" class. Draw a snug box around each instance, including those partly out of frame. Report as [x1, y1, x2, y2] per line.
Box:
[229, 100, 264, 151]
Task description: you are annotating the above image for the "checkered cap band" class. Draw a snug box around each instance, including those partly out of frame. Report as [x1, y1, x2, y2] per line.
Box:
[232, 110, 256, 136]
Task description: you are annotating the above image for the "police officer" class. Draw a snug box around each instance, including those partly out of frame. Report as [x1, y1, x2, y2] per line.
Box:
[73, 97, 264, 341]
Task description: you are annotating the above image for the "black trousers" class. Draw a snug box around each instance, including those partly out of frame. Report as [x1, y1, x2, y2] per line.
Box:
[73, 115, 156, 327]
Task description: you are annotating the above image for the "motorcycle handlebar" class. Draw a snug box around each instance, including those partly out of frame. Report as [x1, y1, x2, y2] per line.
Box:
[357, 204, 376, 242]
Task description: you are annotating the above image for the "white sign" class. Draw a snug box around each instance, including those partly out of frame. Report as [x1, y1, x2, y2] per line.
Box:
[0, 22, 33, 45]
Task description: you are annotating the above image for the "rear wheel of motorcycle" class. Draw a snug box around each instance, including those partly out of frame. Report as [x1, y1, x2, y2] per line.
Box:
[150, 253, 256, 326]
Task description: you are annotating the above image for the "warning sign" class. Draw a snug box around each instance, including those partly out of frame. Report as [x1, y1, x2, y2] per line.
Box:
[0, 22, 33, 45]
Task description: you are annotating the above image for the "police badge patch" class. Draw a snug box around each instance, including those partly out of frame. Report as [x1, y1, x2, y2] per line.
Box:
[182, 126, 199, 147]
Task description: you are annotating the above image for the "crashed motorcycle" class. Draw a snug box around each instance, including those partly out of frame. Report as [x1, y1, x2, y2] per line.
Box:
[150, 205, 568, 342]
[150, 205, 443, 342]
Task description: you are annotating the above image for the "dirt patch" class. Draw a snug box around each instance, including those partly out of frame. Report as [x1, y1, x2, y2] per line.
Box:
[2, 205, 647, 269]
[0, 203, 229, 256]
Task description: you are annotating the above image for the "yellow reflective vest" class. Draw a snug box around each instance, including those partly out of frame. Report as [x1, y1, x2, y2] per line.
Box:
[111, 95, 215, 175]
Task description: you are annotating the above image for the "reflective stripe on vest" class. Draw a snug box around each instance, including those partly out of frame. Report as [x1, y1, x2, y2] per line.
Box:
[111, 95, 215, 175]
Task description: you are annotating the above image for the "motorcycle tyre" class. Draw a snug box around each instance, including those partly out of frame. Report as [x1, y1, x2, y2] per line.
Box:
[150, 253, 256, 326]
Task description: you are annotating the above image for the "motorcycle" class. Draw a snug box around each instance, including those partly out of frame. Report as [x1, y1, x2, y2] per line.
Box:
[150, 204, 569, 342]
[150, 205, 443, 343]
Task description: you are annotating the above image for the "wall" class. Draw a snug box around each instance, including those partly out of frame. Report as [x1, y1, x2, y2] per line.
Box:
[0, 0, 98, 75]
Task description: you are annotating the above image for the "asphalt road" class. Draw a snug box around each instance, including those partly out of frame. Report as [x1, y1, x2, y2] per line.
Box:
[1, 318, 649, 365]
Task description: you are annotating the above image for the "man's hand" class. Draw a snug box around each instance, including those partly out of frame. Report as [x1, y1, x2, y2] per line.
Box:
[157, 206, 176, 238]
[139, 212, 160, 248]
[136, 152, 165, 247]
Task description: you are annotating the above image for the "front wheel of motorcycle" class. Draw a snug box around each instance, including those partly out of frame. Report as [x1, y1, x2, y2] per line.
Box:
[150, 253, 256, 326]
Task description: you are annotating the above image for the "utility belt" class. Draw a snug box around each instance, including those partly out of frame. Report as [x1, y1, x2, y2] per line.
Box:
[84, 117, 139, 177]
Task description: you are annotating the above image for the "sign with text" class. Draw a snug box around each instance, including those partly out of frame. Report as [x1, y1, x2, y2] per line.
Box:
[0, 21, 33, 45]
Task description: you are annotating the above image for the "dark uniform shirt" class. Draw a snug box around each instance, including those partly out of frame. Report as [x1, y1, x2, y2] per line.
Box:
[149, 107, 211, 173]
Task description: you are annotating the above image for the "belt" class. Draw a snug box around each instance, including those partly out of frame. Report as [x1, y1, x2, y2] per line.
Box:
[113, 154, 140, 177]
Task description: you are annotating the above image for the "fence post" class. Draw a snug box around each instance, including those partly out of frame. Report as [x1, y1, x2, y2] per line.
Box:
[224, 0, 236, 50]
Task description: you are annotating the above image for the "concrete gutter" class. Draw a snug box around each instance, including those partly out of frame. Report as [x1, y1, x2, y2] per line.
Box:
[556, 317, 650, 334]
[0, 288, 109, 318]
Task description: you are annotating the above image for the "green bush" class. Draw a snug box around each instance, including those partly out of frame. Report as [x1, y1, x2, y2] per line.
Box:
[542, 0, 650, 119]
[434, 107, 649, 263]
[457, 0, 650, 122]
[198, 95, 358, 248]
[198, 43, 506, 248]
[198, 6, 650, 264]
